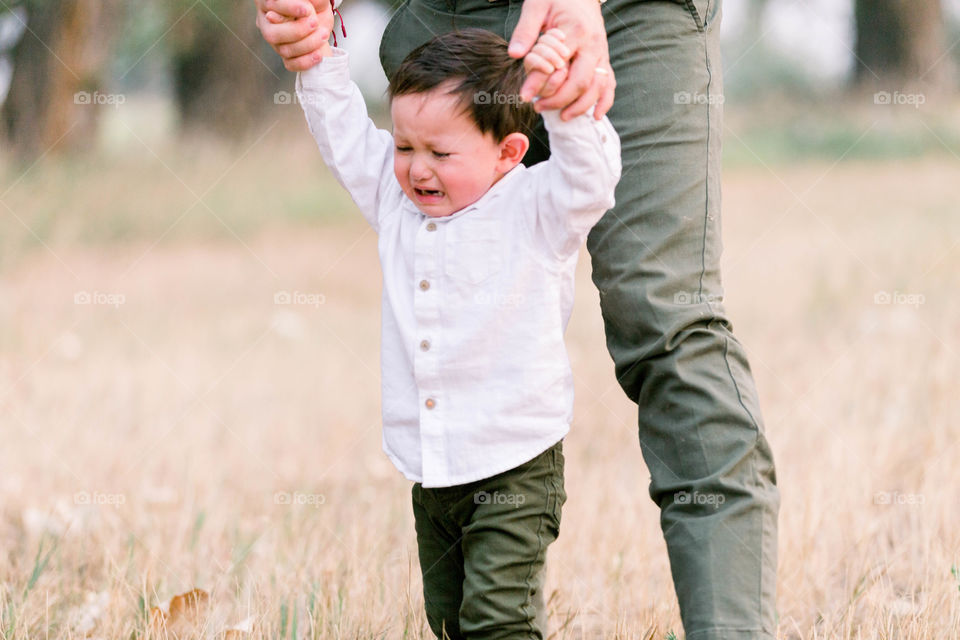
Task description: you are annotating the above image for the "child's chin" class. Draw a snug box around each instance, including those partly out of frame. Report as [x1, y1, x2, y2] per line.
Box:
[422, 208, 455, 218]
[412, 196, 455, 218]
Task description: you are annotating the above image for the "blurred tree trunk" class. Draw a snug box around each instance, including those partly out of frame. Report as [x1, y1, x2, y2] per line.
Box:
[2, 1, 120, 157]
[171, 1, 284, 138]
[854, 0, 954, 92]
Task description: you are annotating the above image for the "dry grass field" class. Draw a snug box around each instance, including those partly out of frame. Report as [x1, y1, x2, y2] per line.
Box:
[1, 122, 959, 638]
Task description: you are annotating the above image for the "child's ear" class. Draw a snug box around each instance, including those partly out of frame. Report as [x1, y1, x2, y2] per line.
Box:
[496, 133, 529, 171]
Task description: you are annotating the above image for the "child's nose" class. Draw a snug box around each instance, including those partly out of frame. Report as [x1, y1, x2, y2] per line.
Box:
[410, 156, 431, 180]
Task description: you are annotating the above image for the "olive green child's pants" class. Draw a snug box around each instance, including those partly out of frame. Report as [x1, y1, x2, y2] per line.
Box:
[412, 442, 565, 639]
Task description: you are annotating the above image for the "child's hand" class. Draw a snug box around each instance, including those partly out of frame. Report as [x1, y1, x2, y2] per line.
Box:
[256, 0, 334, 70]
[523, 28, 571, 87]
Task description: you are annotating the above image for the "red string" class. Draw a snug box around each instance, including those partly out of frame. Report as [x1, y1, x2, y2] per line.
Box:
[330, 0, 347, 47]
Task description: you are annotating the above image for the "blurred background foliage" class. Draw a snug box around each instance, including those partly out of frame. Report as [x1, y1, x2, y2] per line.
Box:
[1, 0, 288, 153]
[0, 0, 957, 264]
[0, 0, 958, 158]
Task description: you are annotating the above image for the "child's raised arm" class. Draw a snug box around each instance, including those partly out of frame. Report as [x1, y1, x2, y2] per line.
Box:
[522, 27, 620, 260]
[295, 52, 402, 232]
[518, 28, 621, 260]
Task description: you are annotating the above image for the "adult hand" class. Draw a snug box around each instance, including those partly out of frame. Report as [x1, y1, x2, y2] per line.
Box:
[255, 0, 331, 71]
[508, 0, 615, 120]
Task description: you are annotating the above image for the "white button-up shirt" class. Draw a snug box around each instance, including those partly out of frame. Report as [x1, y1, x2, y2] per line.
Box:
[297, 50, 621, 487]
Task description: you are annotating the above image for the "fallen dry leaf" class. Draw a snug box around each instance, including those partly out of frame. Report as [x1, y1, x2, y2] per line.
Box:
[149, 588, 209, 638]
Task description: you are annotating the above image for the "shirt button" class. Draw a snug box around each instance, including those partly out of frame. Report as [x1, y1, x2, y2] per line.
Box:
[426, 222, 437, 231]
[425, 398, 436, 410]
[420, 339, 430, 351]
[419, 279, 430, 291]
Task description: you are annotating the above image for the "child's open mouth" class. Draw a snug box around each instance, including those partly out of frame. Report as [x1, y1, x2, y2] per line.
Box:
[414, 187, 444, 201]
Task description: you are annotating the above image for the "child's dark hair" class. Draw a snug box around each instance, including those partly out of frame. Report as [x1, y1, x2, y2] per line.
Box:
[387, 28, 538, 143]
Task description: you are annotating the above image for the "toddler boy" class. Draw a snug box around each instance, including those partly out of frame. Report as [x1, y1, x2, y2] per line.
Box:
[287, 24, 620, 639]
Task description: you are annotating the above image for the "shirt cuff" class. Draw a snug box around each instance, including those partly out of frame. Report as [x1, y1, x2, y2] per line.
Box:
[539, 106, 597, 135]
[296, 48, 350, 91]
[540, 108, 620, 165]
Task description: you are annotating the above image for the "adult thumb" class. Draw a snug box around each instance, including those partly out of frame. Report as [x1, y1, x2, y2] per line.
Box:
[508, 0, 550, 58]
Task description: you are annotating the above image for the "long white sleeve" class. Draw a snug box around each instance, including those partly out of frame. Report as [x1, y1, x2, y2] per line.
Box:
[295, 49, 401, 232]
[529, 108, 622, 260]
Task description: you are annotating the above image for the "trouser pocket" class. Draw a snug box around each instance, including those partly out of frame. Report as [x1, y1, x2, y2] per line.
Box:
[680, 0, 721, 32]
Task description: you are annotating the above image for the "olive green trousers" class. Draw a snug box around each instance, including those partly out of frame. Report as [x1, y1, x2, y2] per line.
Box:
[381, 1, 780, 638]
[412, 442, 565, 639]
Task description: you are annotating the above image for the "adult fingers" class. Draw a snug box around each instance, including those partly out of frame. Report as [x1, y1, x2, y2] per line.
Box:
[559, 70, 602, 120]
[283, 49, 324, 72]
[594, 63, 616, 119]
[262, 0, 314, 19]
[520, 69, 549, 103]
[262, 14, 321, 45]
[507, 0, 550, 58]
[522, 70, 551, 102]
[538, 66, 569, 99]
[275, 27, 330, 60]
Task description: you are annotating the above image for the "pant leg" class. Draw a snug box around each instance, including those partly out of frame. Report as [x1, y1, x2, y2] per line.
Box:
[456, 442, 565, 640]
[590, 1, 779, 638]
[413, 483, 467, 640]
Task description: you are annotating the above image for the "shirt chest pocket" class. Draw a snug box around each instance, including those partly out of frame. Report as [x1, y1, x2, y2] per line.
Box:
[444, 220, 503, 285]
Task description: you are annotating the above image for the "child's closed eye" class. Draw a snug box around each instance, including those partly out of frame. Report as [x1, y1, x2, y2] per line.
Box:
[432, 151, 451, 159]
[395, 145, 413, 153]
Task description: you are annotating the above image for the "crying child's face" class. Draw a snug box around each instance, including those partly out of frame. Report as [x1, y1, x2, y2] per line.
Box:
[391, 87, 505, 218]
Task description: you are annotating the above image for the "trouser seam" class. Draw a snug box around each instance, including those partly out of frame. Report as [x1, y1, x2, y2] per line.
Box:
[719, 332, 770, 631]
[518, 459, 551, 637]
[719, 332, 759, 432]
[697, 0, 713, 309]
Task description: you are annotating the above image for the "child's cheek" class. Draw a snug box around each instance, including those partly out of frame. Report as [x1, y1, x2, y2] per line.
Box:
[393, 159, 408, 191]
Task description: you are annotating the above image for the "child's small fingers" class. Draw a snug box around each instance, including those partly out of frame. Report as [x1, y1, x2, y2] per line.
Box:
[524, 51, 555, 76]
[265, 10, 289, 23]
[536, 34, 571, 60]
[531, 42, 566, 70]
[544, 27, 566, 41]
